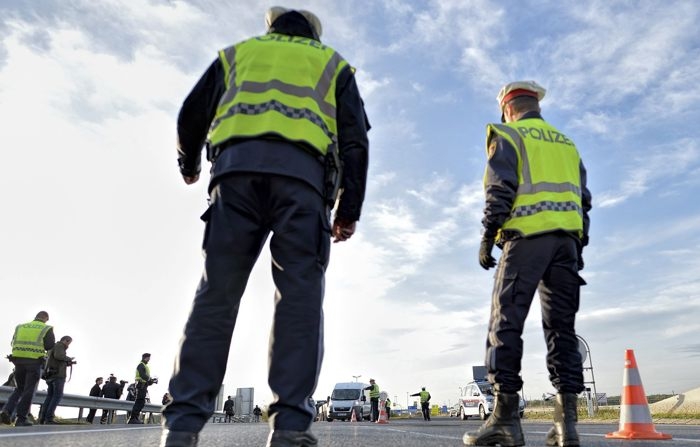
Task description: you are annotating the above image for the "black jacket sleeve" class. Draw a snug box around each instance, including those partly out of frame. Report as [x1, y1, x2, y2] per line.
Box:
[43, 327, 55, 352]
[580, 160, 592, 246]
[481, 133, 519, 238]
[334, 66, 370, 222]
[176, 59, 226, 177]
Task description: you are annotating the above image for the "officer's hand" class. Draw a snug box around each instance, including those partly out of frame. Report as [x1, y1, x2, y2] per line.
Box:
[577, 244, 584, 271]
[332, 218, 356, 243]
[183, 174, 199, 185]
[479, 237, 497, 270]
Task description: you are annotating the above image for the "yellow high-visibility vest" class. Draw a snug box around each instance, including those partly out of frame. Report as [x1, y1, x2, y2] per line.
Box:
[369, 384, 380, 398]
[486, 119, 584, 241]
[135, 361, 150, 383]
[11, 321, 52, 359]
[208, 33, 349, 157]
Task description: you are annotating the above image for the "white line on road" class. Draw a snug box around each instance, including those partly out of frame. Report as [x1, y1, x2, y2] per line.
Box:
[0, 426, 160, 438]
[529, 430, 700, 443]
[383, 427, 460, 440]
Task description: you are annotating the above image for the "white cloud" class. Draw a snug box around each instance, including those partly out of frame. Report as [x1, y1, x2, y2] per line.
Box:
[596, 138, 700, 208]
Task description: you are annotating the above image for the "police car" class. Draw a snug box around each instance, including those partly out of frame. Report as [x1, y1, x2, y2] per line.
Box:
[458, 380, 526, 420]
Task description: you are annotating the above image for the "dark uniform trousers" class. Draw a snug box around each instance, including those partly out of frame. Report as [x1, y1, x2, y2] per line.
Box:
[485, 232, 585, 394]
[164, 173, 330, 433]
[2, 358, 42, 422]
[131, 381, 149, 419]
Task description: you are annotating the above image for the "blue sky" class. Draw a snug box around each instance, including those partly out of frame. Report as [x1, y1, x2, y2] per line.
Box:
[1, 0, 699, 412]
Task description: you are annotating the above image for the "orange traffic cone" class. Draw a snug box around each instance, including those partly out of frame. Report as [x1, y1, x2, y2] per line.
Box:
[606, 349, 672, 440]
[350, 408, 357, 423]
[376, 399, 389, 424]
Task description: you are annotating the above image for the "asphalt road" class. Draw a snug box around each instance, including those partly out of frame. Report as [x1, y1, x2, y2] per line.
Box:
[1, 417, 699, 447]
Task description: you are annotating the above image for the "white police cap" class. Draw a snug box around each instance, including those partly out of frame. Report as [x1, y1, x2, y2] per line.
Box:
[496, 80, 546, 108]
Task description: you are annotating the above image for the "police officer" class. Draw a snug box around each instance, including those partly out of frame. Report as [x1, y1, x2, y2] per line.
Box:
[0, 311, 55, 427]
[464, 81, 592, 447]
[161, 6, 369, 447]
[363, 379, 380, 422]
[410, 387, 431, 421]
[128, 353, 155, 424]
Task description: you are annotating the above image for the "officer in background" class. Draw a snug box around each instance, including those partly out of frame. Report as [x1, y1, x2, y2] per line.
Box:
[464, 81, 592, 447]
[410, 387, 431, 421]
[363, 379, 380, 422]
[86, 377, 104, 424]
[160, 6, 369, 447]
[128, 353, 156, 424]
[0, 311, 55, 427]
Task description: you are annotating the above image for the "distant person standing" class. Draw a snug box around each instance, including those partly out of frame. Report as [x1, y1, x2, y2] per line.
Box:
[223, 396, 234, 423]
[128, 353, 157, 424]
[464, 81, 591, 447]
[253, 405, 262, 423]
[101, 375, 125, 424]
[385, 398, 391, 420]
[411, 387, 431, 421]
[364, 379, 380, 422]
[39, 335, 74, 424]
[86, 377, 104, 424]
[0, 311, 55, 427]
[160, 6, 369, 447]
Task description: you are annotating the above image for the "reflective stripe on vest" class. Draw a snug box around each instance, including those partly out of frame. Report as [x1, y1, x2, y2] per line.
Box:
[11, 321, 52, 359]
[486, 120, 584, 240]
[135, 361, 150, 382]
[419, 391, 430, 403]
[208, 34, 348, 156]
[369, 384, 380, 398]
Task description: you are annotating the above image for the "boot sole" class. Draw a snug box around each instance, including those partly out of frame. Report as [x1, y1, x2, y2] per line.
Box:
[463, 433, 525, 446]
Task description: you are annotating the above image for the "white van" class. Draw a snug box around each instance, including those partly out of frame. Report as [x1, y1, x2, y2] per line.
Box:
[327, 382, 371, 421]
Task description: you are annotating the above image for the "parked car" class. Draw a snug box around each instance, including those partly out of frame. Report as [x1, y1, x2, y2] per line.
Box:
[458, 380, 526, 420]
[448, 402, 461, 418]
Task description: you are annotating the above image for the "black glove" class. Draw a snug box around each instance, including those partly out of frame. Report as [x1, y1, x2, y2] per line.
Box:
[479, 237, 497, 270]
[576, 244, 584, 271]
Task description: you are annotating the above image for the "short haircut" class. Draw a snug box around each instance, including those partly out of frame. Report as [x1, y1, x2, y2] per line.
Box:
[96, 377, 103, 382]
[60, 335, 72, 343]
[506, 96, 540, 115]
[35, 311, 49, 320]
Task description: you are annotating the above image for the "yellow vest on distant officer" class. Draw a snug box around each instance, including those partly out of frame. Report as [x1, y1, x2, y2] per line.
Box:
[136, 361, 150, 383]
[486, 119, 584, 241]
[208, 33, 349, 157]
[11, 321, 52, 359]
[369, 383, 380, 398]
[419, 390, 430, 403]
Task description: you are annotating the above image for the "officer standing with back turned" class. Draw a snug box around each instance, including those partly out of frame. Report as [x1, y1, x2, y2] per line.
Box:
[0, 311, 55, 427]
[464, 81, 591, 447]
[160, 6, 369, 447]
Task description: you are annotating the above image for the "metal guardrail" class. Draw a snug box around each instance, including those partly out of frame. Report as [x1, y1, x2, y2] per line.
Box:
[0, 385, 162, 423]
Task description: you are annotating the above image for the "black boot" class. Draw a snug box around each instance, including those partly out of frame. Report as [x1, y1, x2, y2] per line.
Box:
[546, 393, 580, 446]
[159, 429, 199, 447]
[266, 429, 318, 447]
[463, 392, 524, 446]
